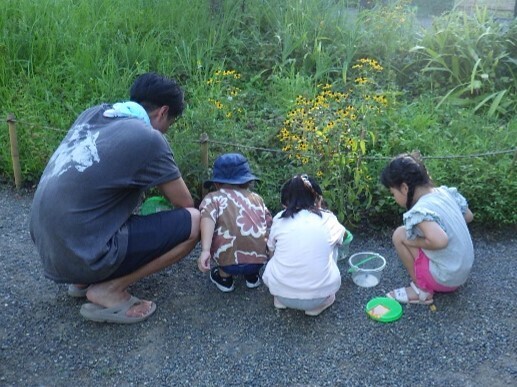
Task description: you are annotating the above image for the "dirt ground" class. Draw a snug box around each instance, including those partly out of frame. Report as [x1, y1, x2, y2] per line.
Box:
[0, 184, 516, 386]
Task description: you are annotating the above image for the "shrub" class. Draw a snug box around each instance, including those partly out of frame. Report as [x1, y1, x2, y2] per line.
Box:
[1, 0, 514, 227]
[369, 96, 517, 226]
[275, 58, 392, 223]
[406, 9, 517, 118]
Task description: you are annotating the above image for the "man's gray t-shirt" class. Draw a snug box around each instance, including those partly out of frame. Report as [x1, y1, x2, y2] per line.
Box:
[29, 104, 180, 283]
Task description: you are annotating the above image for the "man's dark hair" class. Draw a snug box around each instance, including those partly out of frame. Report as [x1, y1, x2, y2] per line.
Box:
[130, 73, 185, 119]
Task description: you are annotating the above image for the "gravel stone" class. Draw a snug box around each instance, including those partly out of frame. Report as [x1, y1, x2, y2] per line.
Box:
[0, 184, 515, 386]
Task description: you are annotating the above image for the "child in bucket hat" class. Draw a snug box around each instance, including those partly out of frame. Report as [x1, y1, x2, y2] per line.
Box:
[197, 153, 272, 292]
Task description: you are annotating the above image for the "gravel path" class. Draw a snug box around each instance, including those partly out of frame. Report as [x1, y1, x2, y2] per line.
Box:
[0, 184, 515, 386]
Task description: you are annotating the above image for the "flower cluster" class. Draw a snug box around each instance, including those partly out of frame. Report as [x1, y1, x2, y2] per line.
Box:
[352, 58, 383, 86]
[206, 69, 243, 119]
[277, 58, 390, 221]
[278, 58, 388, 168]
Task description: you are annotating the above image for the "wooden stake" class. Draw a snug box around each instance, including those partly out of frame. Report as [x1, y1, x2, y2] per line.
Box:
[7, 114, 22, 189]
[200, 133, 209, 198]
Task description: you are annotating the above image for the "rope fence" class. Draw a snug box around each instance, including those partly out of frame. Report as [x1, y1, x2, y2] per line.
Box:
[5, 113, 517, 189]
[200, 136, 516, 160]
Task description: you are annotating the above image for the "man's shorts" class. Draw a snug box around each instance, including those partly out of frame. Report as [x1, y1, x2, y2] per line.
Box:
[106, 208, 191, 280]
[414, 249, 458, 294]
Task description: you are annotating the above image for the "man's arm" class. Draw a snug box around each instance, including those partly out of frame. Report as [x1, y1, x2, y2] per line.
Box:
[159, 177, 195, 208]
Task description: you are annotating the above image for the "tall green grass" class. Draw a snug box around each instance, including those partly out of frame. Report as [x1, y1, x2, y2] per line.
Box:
[1, 0, 515, 226]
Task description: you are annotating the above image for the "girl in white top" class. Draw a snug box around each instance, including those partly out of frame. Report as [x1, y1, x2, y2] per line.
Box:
[380, 153, 474, 305]
[262, 174, 347, 316]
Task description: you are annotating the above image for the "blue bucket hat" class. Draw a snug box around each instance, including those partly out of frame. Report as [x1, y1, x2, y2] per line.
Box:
[204, 153, 259, 188]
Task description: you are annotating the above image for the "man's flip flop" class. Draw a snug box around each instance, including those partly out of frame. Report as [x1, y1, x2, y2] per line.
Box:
[80, 296, 156, 324]
[386, 282, 433, 305]
[68, 284, 89, 298]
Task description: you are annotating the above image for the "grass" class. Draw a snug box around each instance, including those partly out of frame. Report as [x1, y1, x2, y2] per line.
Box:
[1, 0, 515, 226]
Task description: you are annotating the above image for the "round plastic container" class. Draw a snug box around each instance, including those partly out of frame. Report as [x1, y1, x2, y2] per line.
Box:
[365, 297, 403, 323]
[348, 252, 386, 288]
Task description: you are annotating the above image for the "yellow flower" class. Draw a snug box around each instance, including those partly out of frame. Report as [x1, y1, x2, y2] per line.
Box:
[298, 140, 308, 151]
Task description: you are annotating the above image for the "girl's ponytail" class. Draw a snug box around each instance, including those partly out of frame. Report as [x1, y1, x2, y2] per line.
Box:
[380, 152, 432, 209]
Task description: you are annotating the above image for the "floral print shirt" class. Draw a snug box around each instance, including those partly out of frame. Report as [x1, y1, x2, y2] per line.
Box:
[200, 188, 272, 267]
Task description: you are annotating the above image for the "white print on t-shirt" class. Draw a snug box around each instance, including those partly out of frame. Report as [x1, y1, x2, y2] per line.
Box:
[41, 124, 100, 183]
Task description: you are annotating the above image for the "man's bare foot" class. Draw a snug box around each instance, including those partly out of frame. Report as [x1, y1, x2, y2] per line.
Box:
[125, 300, 154, 318]
[85, 283, 154, 318]
[68, 284, 91, 297]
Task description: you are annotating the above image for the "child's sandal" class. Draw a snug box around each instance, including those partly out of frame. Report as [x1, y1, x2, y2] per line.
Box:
[409, 282, 433, 304]
[387, 282, 433, 305]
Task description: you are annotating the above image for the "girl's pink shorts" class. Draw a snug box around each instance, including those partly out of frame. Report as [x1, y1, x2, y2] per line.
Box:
[414, 249, 458, 294]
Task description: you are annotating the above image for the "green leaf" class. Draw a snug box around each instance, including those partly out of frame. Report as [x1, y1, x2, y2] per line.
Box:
[486, 90, 507, 117]
[360, 140, 366, 154]
[470, 58, 482, 93]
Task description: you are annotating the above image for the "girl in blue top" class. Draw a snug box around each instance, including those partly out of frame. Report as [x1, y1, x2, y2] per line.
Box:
[380, 153, 474, 304]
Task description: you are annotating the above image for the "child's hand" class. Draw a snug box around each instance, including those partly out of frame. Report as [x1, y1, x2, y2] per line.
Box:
[197, 250, 211, 272]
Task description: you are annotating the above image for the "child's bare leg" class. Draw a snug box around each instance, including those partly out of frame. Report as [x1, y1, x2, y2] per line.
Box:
[390, 226, 431, 301]
[392, 226, 419, 283]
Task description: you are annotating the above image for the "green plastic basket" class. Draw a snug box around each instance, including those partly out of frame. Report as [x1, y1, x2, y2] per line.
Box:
[139, 196, 173, 215]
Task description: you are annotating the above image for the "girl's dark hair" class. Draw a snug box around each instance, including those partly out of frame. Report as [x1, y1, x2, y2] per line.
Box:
[280, 174, 323, 218]
[380, 152, 433, 209]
